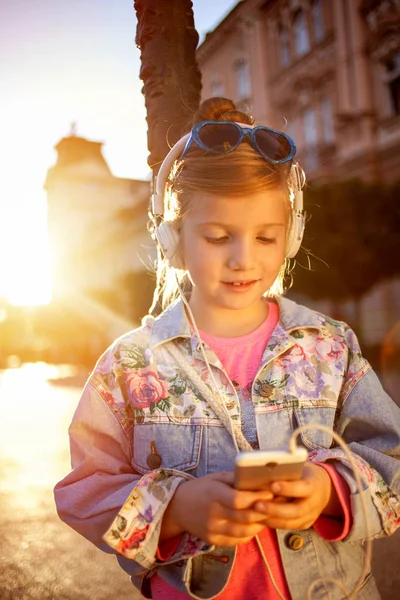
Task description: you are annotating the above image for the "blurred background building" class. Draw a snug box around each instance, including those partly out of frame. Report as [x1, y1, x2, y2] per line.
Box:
[45, 126, 152, 305]
[198, 0, 400, 183]
[0, 130, 154, 369]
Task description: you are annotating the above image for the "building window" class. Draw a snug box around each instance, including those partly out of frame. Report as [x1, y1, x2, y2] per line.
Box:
[212, 80, 224, 97]
[321, 97, 334, 143]
[235, 61, 251, 100]
[294, 10, 310, 56]
[312, 0, 324, 43]
[303, 107, 318, 169]
[279, 26, 291, 68]
[385, 53, 400, 116]
[303, 108, 318, 145]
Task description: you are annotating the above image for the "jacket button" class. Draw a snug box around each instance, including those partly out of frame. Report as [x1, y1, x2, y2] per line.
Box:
[147, 453, 161, 469]
[147, 441, 162, 469]
[287, 534, 304, 551]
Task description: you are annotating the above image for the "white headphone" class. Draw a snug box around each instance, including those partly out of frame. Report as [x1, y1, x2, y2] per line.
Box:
[151, 127, 305, 269]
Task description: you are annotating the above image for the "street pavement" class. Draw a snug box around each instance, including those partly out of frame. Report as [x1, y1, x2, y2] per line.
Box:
[0, 364, 139, 600]
[0, 363, 399, 599]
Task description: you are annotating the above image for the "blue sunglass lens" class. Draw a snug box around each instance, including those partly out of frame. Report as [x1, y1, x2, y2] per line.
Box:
[254, 128, 292, 162]
[197, 123, 241, 153]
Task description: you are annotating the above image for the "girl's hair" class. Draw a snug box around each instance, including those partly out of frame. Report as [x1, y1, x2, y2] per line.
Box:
[150, 97, 301, 313]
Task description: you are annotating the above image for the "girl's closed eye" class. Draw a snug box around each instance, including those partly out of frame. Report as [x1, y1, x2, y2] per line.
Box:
[257, 236, 276, 244]
[204, 236, 229, 244]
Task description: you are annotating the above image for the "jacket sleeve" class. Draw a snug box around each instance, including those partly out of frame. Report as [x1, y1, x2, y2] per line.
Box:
[309, 326, 400, 542]
[54, 376, 212, 592]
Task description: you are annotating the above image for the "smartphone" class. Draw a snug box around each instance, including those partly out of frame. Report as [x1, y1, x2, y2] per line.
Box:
[234, 447, 308, 491]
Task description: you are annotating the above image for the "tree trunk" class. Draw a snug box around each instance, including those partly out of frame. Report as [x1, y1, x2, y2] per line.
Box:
[134, 0, 202, 176]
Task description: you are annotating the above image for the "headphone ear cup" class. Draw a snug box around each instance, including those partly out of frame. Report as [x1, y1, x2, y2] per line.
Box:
[286, 210, 305, 259]
[154, 222, 183, 269]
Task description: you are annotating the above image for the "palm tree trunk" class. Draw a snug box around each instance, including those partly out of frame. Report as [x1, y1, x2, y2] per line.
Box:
[134, 0, 202, 175]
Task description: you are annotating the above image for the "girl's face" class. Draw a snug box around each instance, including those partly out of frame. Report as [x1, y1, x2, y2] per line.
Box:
[180, 189, 287, 327]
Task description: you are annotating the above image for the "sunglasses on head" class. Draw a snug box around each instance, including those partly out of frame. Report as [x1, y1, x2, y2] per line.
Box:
[180, 120, 296, 166]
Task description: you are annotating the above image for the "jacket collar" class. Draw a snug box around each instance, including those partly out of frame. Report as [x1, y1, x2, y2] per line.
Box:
[148, 296, 323, 351]
[148, 299, 192, 349]
[278, 296, 324, 331]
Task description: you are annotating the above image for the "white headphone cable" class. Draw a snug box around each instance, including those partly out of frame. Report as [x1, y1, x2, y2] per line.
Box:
[290, 425, 372, 600]
[169, 273, 251, 452]
[253, 426, 373, 600]
[169, 274, 372, 599]
[170, 278, 295, 599]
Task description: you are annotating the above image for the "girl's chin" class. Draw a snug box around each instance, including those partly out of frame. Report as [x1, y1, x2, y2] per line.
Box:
[215, 294, 266, 311]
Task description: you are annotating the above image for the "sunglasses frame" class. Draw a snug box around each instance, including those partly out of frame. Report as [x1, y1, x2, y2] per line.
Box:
[181, 120, 297, 165]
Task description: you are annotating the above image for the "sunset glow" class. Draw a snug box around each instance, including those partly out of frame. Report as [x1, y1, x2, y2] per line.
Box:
[0, 173, 52, 306]
[0, 0, 238, 307]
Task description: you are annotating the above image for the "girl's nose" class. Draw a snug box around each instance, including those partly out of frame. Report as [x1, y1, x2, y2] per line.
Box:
[228, 239, 256, 270]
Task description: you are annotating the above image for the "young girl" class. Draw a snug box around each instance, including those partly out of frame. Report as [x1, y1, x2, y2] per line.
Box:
[55, 98, 400, 600]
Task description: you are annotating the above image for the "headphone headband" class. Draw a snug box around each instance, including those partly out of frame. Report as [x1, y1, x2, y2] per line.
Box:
[152, 133, 190, 215]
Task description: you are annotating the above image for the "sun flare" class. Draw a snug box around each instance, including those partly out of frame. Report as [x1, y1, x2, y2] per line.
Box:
[0, 181, 52, 307]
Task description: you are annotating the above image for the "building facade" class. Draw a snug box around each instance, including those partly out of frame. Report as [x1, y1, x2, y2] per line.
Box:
[197, 0, 400, 183]
[197, 0, 400, 364]
[45, 132, 153, 317]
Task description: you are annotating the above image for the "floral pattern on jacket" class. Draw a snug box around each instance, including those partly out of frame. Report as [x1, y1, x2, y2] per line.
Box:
[54, 296, 400, 600]
[101, 298, 400, 554]
[98, 337, 239, 426]
[309, 448, 400, 536]
[103, 468, 211, 562]
[106, 469, 176, 557]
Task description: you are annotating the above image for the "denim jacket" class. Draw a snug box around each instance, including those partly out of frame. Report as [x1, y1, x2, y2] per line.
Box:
[54, 297, 400, 600]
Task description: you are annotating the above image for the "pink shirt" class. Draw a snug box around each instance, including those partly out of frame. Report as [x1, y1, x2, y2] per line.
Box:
[151, 301, 351, 599]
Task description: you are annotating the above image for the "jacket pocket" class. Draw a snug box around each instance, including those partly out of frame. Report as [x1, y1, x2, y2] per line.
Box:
[294, 407, 335, 450]
[131, 423, 203, 475]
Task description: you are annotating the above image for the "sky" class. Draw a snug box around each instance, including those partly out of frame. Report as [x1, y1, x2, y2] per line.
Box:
[0, 0, 239, 305]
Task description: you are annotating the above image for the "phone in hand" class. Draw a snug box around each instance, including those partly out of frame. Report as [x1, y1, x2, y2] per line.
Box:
[234, 447, 308, 491]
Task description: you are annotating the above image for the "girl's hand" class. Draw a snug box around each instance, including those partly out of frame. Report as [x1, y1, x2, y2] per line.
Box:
[160, 471, 274, 546]
[253, 463, 340, 531]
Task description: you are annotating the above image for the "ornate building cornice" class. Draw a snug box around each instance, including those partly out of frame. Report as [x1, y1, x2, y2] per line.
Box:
[196, 2, 244, 64]
[361, 0, 400, 61]
[196, 0, 273, 64]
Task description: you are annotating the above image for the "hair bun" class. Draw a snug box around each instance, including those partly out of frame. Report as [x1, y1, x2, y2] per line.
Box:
[193, 97, 254, 126]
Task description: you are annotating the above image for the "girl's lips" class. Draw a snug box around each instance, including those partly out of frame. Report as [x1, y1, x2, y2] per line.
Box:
[221, 280, 258, 292]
